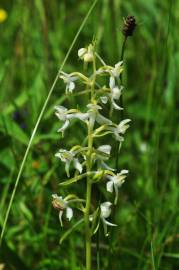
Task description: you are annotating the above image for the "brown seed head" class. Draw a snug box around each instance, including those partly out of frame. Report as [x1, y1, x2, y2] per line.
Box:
[122, 16, 136, 37]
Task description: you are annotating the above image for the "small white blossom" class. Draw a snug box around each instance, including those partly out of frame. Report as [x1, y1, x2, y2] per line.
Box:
[98, 145, 111, 157]
[87, 103, 112, 127]
[100, 96, 108, 104]
[55, 149, 83, 177]
[100, 202, 117, 236]
[100, 76, 123, 111]
[59, 72, 78, 94]
[78, 44, 94, 62]
[52, 194, 73, 226]
[110, 61, 123, 78]
[96, 61, 123, 78]
[106, 170, 128, 204]
[109, 77, 123, 110]
[55, 105, 88, 134]
[108, 119, 131, 141]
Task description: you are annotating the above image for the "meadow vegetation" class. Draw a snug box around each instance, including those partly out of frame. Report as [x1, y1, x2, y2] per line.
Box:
[0, 0, 178, 269]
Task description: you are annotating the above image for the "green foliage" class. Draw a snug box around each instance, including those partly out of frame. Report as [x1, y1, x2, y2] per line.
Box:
[0, 0, 178, 269]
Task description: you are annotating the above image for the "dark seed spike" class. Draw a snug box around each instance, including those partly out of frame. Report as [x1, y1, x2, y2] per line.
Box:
[122, 15, 137, 37]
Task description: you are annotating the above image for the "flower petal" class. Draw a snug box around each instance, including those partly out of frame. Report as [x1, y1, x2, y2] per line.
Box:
[65, 161, 71, 177]
[74, 113, 89, 121]
[103, 218, 117, 227]
[69, 81, 75, 92]
[78, 48, 87, 58]
[57, 120, 70, 133]
[120, 169, 129, 175]
[112, 99, 123, 110]
[96, 113, 112, 125]
[109, 76, 115, 89]
[112, 87, 122, 100]
[74, 158, 83, 173]
[106, 180, 114, 193]
[98, 145, 111, 155]
[101, 161, 115, 171]
[100, 96, 108, 104]
[66, 207, 73, 221]
[100, 202, 112, 219]
[59, 211, 63, 227]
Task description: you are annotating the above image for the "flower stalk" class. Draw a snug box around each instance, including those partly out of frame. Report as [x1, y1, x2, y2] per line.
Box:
[85, 55, 96, 270]
[52, 42, 131, 269]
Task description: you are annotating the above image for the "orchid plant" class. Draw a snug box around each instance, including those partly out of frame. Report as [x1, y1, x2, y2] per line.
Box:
[52, 43, 130, 270]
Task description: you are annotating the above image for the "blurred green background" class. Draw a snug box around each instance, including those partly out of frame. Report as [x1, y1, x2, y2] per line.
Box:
[0, 0, 178, 269]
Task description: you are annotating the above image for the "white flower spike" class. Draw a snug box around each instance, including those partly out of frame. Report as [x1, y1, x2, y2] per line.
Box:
[100, 202, 117, 236]
[106, 170, 128, 204]
[52, 194, 73, 226]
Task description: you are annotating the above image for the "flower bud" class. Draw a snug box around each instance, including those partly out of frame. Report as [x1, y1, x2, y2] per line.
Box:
[78, 44, 94, 62]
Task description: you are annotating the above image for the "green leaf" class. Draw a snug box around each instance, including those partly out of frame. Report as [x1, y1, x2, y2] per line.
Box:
[91, 207, 100, 235]
[59, 172, 94, 186]
[0, 115, 29, 145]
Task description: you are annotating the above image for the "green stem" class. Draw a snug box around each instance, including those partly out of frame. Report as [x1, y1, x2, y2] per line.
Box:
[85, 176, 92, 270]
[85, 121, 94, 270]
[85, 55, 96, 270]
[116, 36, 127, 170]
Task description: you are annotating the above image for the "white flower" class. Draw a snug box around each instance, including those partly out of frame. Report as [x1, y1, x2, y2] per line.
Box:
[106, 170, 128, 204]
[109, 76, 123, 110]
[78, 44, 94, 62]
[78, 48, 87, 58]
[96, 61, 123, 78]
[117, 119, 131, 134]
[111, 61, 123, 78]
[52, 194, 73, 226]
[100, 96, 108, 104]
[55, 149, 83, 177]
[108, 119, 131, 141]
[100, 202, 117, 236]
[98, 145, 111, 158]
[100, 76, 123, 111]
[55, 105, 88, 134]
[59, 72, 78, 94]
[87, 103, 112, 128]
